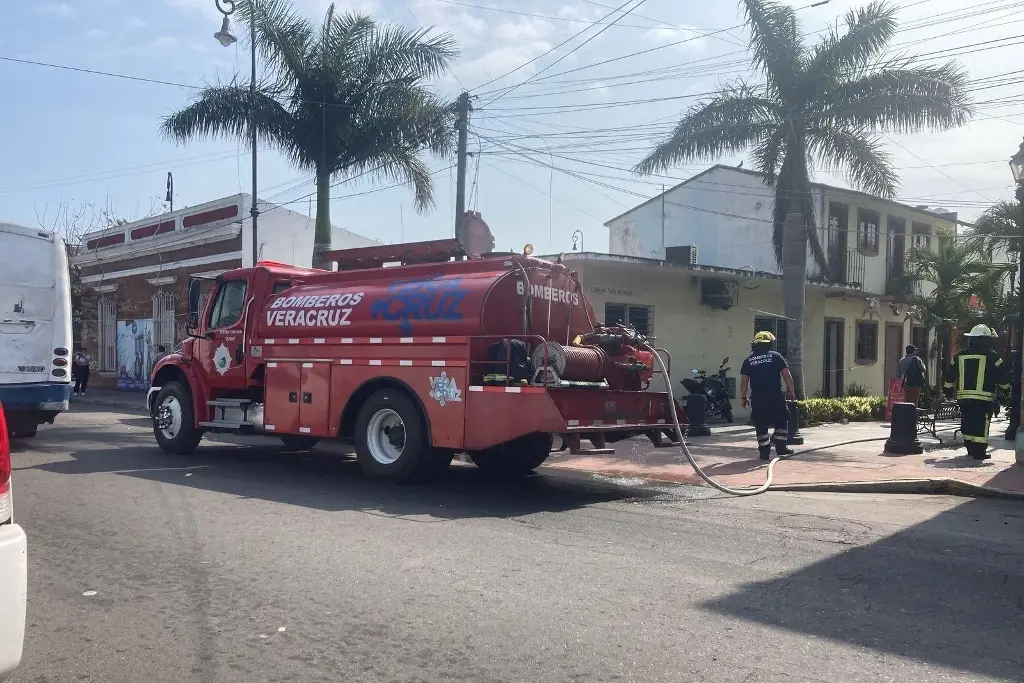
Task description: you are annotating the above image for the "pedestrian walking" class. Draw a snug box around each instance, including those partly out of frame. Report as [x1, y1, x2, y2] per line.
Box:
[740, 330, 797, 461]
[943, 324, 1011, 460]
[72, 349, 91, 396]
[897, 344, 927, 406]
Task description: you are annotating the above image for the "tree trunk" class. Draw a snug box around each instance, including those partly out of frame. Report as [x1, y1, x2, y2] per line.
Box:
[782, 206, 807, 399]
[312, 169, 332, 269]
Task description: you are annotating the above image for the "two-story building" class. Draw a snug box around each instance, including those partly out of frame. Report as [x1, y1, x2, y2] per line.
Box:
[578, 164, 971, 407]
[72, 193, 376, 391]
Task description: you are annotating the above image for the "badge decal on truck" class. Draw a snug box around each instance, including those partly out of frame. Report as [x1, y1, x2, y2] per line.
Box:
[428, 372, 462, 407]
[213, 344, 232, 376]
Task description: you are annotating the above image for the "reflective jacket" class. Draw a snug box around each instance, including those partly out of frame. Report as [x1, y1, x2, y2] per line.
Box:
[943, 350, 1011, 401]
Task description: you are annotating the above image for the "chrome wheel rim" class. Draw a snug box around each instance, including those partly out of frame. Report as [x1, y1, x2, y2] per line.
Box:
[366, 409, 405, 465]
[156, 396, 183, 440]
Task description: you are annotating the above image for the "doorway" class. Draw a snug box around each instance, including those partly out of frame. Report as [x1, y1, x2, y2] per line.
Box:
[823, 318, 844, 397]
[884, 323, 905, 393]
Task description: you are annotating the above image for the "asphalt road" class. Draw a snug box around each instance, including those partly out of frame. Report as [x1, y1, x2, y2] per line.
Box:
[7, 404, 1024, 682]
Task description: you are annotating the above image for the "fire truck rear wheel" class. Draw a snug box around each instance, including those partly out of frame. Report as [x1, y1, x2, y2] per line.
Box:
[470, 432, 554, 477]
[354, 389, 439, 483]
[153, 381, 203, 456]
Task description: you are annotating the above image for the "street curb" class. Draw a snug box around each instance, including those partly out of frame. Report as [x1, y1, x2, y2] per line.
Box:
[769, 477, 1024, 501]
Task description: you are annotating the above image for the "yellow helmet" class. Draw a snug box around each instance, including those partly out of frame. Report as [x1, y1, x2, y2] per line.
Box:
[752, 330, 776, 344]
[964, 324, 997, 338]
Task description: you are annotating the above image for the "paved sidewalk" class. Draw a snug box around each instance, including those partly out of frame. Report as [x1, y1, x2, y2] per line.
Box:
[544, 420, 1024, 498]
[72, 389, 1024, 498]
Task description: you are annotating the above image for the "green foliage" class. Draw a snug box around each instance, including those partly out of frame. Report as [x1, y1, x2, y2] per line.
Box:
[161, 0, 458, 259]
[796, 396, 887, 426]
[843, 381, 870, 397]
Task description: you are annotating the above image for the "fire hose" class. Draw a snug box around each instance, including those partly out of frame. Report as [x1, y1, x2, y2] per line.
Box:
[639, 341, 962, 497]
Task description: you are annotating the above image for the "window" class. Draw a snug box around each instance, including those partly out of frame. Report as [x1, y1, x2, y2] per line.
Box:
[272, 280, 292, 295]
[857, 209, 880, 255]
[604, 302, 652, 336]
[208, 280, 248, 329]
[856, 321, 878, 364]
[754, 316, 788, 359]
[98, 298, 117, 372]
[152, 291, 175, 352]
[912, 222, 932, 252]
[911, 325, 928, 358]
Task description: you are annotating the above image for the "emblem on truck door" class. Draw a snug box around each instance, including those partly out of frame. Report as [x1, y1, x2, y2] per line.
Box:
[428, 372, 462, 407]
[213, 344, 232, 376]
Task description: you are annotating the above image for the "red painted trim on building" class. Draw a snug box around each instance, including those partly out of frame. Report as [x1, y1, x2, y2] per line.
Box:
[183, 204, 239, 228]
[130, 220, 176, 240]
[86, 233, 126, 250]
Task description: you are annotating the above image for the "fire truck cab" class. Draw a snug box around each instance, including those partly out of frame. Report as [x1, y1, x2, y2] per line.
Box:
[147, 225, 682, 482]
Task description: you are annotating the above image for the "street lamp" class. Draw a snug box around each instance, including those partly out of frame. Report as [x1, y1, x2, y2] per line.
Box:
[571, 229, 584, 252]
[215, 0, 259, 266]
[1009, 138, 1024, 461]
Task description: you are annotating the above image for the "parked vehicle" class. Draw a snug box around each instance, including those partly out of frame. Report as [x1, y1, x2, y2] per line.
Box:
[0, 402, 28, 680]
[680, 358, 734, 423]
[0, 221, 73, 437]
[146, 231, 683, 482]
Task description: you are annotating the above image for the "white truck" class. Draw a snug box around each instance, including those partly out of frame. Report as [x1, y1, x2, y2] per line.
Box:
[0, 221, 73, 437]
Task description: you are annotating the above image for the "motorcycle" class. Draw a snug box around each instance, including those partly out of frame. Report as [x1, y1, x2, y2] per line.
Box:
[680, 358, 734, 423]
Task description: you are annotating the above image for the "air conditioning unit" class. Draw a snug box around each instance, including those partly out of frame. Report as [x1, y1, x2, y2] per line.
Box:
[699, 279, 737, 310]
[666, 245, 698, 265]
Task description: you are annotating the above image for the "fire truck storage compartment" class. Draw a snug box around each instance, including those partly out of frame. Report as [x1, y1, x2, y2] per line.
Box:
[264, 361, 332, 436]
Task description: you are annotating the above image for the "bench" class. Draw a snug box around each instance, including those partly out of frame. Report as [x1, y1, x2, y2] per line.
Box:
[917, 400, 961, 442]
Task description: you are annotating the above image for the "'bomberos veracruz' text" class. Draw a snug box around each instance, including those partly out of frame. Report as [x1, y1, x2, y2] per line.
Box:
[265, 292, 364, 327]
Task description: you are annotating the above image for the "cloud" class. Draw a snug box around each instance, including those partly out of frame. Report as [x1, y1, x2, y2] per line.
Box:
[641, 26, 705, 51]
[38, 3, 76, 19]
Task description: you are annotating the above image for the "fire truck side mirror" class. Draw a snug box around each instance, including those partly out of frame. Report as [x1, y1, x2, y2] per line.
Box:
[186, 278, 201, 332]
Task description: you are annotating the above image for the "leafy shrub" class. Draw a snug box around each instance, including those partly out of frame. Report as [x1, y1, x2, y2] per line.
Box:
[795, 396, 887, 427]
[844, 382, 871, 397]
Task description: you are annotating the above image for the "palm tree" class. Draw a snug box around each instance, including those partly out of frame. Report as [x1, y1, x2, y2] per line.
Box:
[973, 200, 1024, 256]
[905, 237, 1011, 390]
[634, 0, 971, 396]
[161, 0, 458, 265]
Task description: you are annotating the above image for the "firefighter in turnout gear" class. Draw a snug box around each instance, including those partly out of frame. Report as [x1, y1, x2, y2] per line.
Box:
[944, 324, 1011, 460]
[740, 331, 797, 461]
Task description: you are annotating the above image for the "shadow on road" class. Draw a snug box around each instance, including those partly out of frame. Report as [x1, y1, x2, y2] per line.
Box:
[701, 497, 1024, 680]
[28, 431, 666, 520]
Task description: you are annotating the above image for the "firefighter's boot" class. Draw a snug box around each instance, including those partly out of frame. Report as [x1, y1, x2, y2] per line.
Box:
[774, 441, 794, 456]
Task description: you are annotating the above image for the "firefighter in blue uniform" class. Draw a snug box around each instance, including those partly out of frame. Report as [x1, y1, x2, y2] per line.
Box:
[740, 331, 797, 460]
[944, 324, 1011, 460]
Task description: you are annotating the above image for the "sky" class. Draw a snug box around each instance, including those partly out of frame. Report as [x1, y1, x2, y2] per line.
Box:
[1, 0, 1022, 256]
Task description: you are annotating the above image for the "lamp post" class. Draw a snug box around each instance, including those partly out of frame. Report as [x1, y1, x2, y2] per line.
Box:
[214, 0, 259, 266]
[571, 229, 584, 253]
[1008, 139, 1024, 462]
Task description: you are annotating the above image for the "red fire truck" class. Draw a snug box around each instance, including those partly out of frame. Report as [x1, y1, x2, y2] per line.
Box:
[147, 220, 682, 482]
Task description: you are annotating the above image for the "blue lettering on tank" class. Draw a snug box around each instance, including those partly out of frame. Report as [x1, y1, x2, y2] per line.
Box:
[370, 278, 466, 335]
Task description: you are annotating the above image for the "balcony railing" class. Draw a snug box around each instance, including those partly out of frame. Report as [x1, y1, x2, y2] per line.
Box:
[885, 253, 924, 299]
[809, 248, 865, 287]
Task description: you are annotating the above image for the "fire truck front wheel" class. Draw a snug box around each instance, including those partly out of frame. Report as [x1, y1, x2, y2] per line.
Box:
[354, 389, 442, 482]
[153, 381, 203, 455]
[470, 432, 554, 477]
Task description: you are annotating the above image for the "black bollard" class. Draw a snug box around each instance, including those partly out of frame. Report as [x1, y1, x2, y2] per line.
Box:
[787, 400, 805, 446]
[884, 402, 923, 454]
[685, 394, 712, 437]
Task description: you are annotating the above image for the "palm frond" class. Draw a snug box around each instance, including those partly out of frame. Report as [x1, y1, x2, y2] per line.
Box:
[741, 0, 806, 102]
[239, 0, 315, 86]
[973, 200, 1023, 254]
[749, 128, 786, 185]
[634, 84, 781, 175]
[806, 1, 897, 86]
[805, 126, 898, 198]
[814, 60, 973, 133]
[159, 84, 303, 165]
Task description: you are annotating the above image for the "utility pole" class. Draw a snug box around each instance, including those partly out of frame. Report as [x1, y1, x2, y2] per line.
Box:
[249, 12, 259, 266]
[661, 184, 666, 257]
[454, 91, 471, 237]
[165, 172, 174, 213]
